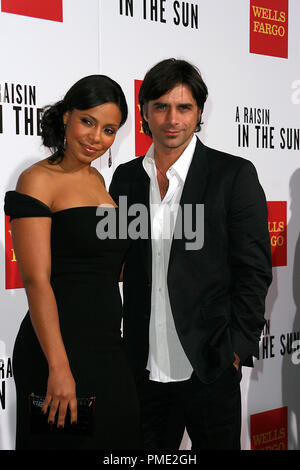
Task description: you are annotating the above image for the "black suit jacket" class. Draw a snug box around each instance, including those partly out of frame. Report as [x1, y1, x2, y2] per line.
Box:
[109, 138, 272, 384]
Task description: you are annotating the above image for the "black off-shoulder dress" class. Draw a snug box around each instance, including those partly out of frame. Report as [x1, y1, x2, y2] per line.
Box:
[4, 191, 141, 450]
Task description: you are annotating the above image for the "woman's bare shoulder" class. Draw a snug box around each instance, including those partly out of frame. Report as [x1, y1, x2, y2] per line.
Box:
[16, 159, 56, 205]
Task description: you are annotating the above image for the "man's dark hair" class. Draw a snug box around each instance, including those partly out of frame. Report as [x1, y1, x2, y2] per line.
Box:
[139, 58, 208, 137]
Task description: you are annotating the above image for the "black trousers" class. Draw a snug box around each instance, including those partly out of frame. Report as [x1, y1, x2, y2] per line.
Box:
[137, 365, 242, 450]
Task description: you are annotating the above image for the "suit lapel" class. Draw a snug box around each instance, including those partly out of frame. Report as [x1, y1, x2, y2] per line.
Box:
[132, 158, 150, 206]
[169, 138, 210, 264]
[132, 158, 152, 282]
[181, 138, 209, 203]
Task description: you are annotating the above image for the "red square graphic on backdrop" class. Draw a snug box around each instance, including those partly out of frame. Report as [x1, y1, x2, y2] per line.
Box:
[267, 201, 287, 267]
[135, 80, 152, 157]
[1, 0, 63, 22]
[5, 215, 23, 289]
[250, 0, 288, 58]
[250, 407, 288, 450]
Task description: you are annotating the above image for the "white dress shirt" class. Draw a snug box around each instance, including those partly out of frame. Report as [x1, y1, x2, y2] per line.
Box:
[142, 135, 196, 382]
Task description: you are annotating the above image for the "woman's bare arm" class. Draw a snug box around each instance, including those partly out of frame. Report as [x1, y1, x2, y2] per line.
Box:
[11, 170, 77, 426]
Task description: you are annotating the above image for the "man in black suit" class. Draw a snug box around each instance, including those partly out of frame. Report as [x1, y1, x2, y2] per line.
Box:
[109, 58, 272, 450]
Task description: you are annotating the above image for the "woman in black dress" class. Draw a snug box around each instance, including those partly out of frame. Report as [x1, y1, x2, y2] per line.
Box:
[4, 75, 141, 450]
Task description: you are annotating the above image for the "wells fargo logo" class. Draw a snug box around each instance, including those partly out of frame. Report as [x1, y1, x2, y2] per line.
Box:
[250, 0, 288, 58]
[134, 80, 152, 157]
[4, 215, 23, 289]
[267, 201, 287, 267]
[250, 406, 288, 450]
[1, 0, 63, 22]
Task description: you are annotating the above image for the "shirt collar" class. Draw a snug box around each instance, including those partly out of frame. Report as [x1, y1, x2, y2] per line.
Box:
[143, 134, 197, 183]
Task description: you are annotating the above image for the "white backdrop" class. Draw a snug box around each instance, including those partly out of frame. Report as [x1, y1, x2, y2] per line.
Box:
[1, 0, 299, 450]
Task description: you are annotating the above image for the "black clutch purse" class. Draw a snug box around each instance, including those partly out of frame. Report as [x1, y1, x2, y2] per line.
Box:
[28, 393, 96, 436]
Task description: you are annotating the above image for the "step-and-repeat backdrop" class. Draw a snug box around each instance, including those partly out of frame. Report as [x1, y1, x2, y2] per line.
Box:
[1, 0, 299, 450]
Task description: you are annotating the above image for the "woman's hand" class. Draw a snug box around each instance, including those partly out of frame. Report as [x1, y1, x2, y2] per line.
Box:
[42, 365, 77, 428]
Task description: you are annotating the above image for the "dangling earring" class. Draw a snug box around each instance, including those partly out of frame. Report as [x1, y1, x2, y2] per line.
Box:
[108, 148, 112, 168]
[63, 124, 67, 149]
